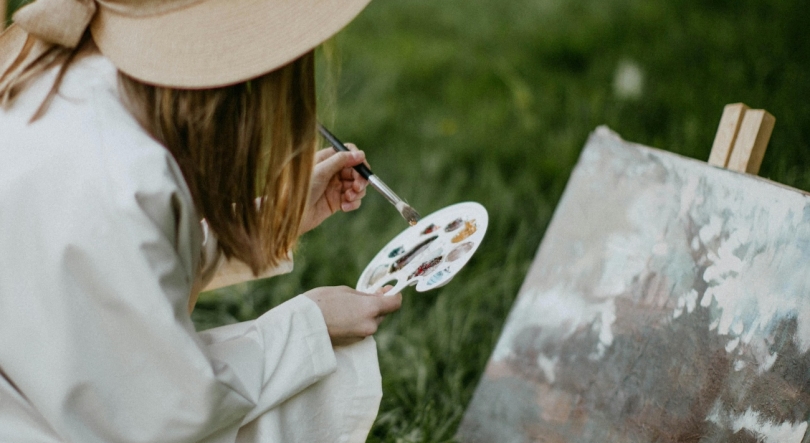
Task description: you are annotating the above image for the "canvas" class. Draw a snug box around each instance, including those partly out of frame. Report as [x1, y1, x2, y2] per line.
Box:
[457, 127, 810, 443]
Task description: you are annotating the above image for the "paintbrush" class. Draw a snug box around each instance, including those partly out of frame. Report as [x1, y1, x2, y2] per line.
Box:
[317, 123, 421, 225]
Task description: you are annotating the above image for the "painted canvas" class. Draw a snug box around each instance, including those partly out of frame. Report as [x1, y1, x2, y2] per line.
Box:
[457, 127, 810, 443]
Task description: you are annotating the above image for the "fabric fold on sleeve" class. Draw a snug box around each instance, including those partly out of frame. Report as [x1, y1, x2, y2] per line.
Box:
[200, 295, 337, 426]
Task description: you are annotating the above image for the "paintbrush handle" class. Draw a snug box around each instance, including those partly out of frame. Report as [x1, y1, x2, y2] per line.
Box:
[317, 124, 374, 180]
[317, 123, 421, 225]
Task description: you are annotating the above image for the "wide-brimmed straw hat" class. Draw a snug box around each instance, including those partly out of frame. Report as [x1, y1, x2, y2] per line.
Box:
[0, 0, 371, 89]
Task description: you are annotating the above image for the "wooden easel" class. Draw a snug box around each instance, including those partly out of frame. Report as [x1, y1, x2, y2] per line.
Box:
[708, 103, 775, 174]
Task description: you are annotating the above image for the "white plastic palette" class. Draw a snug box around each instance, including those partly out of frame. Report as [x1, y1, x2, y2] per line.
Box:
[356, 202, 488, 295]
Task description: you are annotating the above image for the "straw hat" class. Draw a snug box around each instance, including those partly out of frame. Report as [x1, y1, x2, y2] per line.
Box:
[0, 0, 371, 88]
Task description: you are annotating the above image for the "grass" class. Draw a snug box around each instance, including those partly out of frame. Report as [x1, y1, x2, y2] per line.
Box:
[7, 0, 807, 441]
[193, 1, 809, 441]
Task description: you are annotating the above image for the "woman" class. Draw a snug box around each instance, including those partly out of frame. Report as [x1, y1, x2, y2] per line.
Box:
[0, 0, 401, 441]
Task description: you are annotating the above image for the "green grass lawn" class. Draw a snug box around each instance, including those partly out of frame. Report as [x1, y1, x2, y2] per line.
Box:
[9, 0, 808, 441]
[194, 0, 809, 441]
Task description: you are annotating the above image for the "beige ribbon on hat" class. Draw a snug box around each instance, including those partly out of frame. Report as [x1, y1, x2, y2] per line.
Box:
[14, 0, 97, 48]
[0, 0, 96, 102]
[0, 0, 203, 101]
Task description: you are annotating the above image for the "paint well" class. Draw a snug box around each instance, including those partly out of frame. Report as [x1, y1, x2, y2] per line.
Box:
[445, 218, 463, 232]
[367, 264, 389, 287]
[408, 256, 443, 280]
[447, 242, 473, 262]
[421, 224, 439, 235]
[390, 235, 438, 272]
[452, 220, 477, 243]
[427, 268, 451, 286]
[388, 246, 405, 258]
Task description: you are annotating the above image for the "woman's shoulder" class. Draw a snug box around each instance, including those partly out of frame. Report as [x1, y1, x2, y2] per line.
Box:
[3, 52, 188, 200]
[0, 51, 199, 244]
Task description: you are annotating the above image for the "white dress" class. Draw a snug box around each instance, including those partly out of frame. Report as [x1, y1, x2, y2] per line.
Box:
[0, 51, 381, 443]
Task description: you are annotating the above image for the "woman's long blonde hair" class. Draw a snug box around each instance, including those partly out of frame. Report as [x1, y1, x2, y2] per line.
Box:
[4, 37, 317, 275]
[119, 53, 317, 274]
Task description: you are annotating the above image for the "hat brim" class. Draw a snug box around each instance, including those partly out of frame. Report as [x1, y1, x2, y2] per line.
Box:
[90, 0, 371, 89]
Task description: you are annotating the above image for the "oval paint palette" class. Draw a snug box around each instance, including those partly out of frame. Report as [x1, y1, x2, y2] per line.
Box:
[356, 202, 488, 295]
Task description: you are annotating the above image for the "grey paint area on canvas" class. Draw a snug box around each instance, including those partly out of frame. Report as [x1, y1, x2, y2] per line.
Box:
[458, 127, 810, 443]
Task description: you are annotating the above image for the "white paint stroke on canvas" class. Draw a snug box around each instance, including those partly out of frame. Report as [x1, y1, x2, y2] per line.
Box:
[707, 402, 808, 443]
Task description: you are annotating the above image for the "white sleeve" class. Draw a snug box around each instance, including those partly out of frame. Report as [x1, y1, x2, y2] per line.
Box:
[0, 151, 336, 443]
[198, 296, 337, 427]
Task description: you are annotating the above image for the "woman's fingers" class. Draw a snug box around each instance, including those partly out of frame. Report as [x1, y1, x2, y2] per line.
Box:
[339, 164, 356, 181]
[341, 199, 362, 212]
[374, 291, 402, 315]
[369, 286, 402, 324]
[340, 176, 366, 212]
[341, 175, 365, 200]
[318, 151, 365, 183]
[340, 143, 372, 173]
[344, 186, 365, 201]
[374, 285, 393, 295]
[320, 143, 367, 214]
[315, 146, 337, 163]
[360, 291, 401, 329]
[303, 286, 402, 346]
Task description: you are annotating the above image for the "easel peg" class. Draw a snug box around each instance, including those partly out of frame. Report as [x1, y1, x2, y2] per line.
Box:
[726, 109, 775, 175]
[708, 103, 748, 168]
[708, 103, 775, 175]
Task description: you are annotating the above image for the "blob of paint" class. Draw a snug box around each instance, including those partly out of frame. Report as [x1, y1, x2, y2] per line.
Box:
[390, 235, 438, 272]
[445, 218, 463, 232]
[408, 256, 443, 280]
[452, 220, 477, 243]
[388, 246, 405, 258]
[447, 242, 474, 262]
[427, 267, 451, 285]
[422, 224, 439, 235]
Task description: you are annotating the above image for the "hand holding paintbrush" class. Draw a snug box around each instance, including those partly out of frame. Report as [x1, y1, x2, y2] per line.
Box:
[318, 124, 421, 225]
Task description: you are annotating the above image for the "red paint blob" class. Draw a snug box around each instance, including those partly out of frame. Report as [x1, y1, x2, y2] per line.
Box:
[408, 256, 443, 280]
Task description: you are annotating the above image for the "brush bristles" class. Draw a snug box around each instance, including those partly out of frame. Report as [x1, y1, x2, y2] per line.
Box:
[400, 205, 421, 225]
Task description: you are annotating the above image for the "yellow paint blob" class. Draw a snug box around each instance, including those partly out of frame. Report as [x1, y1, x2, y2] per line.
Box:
[452, 220, 477, 243]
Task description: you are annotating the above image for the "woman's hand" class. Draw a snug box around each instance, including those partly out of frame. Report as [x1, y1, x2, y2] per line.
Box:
[299, 145, 368, 234]
[304, 285, 402, 347]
